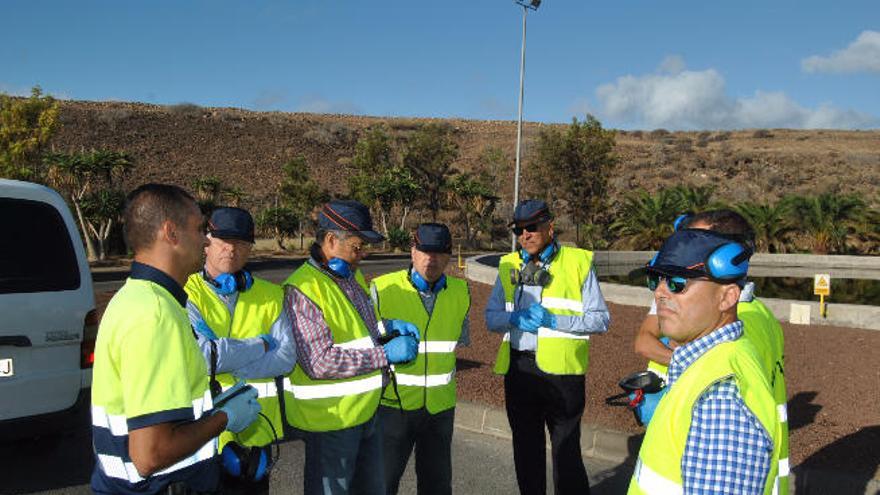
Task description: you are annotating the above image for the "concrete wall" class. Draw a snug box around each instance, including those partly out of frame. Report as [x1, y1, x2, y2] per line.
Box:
[466, 252, 880, 332]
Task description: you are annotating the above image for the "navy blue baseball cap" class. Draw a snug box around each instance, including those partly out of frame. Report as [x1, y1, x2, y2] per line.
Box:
[647, 229, 751, 281]
[414, 223, 452, 253]
[318, 200, 385, 244]
[208, 207, 255, 243]
[510, 199, 553, 227]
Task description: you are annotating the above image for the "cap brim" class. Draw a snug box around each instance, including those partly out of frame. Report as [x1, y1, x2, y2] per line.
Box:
[646, 265, 706, 279]
[416, 243, 452, 254]
[356, 230, 385, 244]
[209, 230, 255, 244]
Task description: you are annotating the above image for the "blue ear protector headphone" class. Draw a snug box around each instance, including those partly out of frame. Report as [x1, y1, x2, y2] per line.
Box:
[204, 270, 253, 295]
[705, 241, 751, 281]
[410, 268, 447, 293]
[221, 442, 272, 484]
[520, 240, 557, 264]
[326, 257, 352, 278]
[673, 213, 692, 232]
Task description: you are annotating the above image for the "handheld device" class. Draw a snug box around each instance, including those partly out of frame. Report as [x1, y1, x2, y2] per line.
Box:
[213, 381, 252, 409]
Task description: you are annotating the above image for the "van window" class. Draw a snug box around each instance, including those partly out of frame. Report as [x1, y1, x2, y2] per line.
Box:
[0, 197, 81, 294]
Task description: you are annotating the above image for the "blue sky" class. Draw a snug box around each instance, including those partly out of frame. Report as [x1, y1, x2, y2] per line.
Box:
[3, 0, 879, 130]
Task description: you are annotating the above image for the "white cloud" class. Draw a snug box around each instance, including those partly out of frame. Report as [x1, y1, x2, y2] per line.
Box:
[658, 54, 686, 75]
[593, 57, 879, 130]
[802, 30, 880, 74]
[296, 94, 362, 115]
[252, 89, 289, 110]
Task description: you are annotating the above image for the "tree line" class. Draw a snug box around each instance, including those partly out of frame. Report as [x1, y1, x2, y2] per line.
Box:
[3, 86, 879, 259]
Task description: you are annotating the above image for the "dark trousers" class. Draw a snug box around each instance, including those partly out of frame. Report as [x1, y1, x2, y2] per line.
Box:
[379, 405, 455, 495]
[303, 414, 386, 495]
[504, 350, 590, 495]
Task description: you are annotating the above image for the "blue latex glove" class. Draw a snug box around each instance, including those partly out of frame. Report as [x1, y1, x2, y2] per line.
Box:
[631, 387, 667, 426]
[216, 384, 261, 433]
[659, 336, 671, 347]
[386, 319, 421, 342]
[259, 334, 278, 352]
[531, 304, 557, 329]
[509, 305, 543, 333]
[383, 335, 418, 364]
[194, 320, 218, 340]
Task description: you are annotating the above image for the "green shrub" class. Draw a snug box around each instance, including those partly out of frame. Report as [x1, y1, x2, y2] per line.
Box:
[387, 227, 411, 251]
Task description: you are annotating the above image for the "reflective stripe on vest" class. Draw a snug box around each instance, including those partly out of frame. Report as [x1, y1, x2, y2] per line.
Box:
[395, 370, 455, 387]
[632, 458, 682, 495]
[96, 440, 216, 484]
[92, 390, 214, 436]
[285, 373, 384, 400]
[371, 270, 469, 413]
[494, 246, 594, 375]
[628, 339, 782, 495]
[223, 381, 277, 398]
[283, 264, 382, 432]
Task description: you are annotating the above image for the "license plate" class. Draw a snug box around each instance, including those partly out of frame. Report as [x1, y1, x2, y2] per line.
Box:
[0, 358, 13, 377]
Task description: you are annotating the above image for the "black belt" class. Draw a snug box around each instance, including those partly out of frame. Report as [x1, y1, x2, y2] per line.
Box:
[511, 348, 536, 359]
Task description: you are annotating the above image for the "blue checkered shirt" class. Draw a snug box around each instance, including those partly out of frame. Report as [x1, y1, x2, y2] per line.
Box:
[667, 320, 773, 495]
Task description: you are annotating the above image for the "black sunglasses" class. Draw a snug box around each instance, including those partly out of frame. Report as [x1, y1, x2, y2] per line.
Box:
[646, 273, 699, 294]
[512, 224, 542, 236]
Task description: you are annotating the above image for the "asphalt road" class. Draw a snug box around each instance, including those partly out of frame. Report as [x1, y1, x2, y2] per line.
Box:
[0, 421, 631, 494]
[92, 256, 412, 293]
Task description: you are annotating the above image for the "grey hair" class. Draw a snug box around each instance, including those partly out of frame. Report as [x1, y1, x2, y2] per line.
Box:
[315, 229, 354, 245]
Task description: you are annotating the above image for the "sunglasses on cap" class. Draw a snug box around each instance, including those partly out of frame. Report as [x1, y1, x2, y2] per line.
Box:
[512, 223, 543, 236]
[646, 273, 702, 294]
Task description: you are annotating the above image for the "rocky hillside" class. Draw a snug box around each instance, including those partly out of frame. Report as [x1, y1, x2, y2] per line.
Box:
[50, 100, 880, 214]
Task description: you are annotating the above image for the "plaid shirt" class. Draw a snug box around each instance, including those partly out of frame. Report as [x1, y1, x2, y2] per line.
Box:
[668, 320, 773, 495]
[285, 259, 388, 379]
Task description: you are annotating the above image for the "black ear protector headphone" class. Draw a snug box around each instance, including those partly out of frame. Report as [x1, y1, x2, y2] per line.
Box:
[221, 441, 273, 483]
[409, 267, 447, 293]
[511, 240, 558, 287]
[203, 270, 254, 295]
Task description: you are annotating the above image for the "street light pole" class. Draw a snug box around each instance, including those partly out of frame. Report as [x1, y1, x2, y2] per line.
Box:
[511, 0, 540, 251]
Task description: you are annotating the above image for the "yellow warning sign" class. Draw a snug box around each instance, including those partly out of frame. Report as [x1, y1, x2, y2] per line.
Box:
[814, 274, 831, 296]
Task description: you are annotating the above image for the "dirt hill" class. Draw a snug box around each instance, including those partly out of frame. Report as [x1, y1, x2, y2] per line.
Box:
[49, 100, 880, 214]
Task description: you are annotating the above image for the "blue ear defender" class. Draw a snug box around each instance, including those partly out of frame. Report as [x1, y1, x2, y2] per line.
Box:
[221, 442, 270, 483]
[520, 240, 557, 264]
[673, 213, 692, 232]
[206, 270, 253, 295]
[706, 242, 751, 281]
[326, 257, 352, 278]
[410, 269, 447, 293]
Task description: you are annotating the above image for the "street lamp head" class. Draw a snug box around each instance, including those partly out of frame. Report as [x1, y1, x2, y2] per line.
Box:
[516, 0, 541, 10]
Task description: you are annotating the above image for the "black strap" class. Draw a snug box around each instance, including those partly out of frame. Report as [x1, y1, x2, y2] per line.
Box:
[209, 341, 222, 398]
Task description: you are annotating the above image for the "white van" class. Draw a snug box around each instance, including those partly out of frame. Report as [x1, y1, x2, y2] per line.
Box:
[0, 179, 97, 438]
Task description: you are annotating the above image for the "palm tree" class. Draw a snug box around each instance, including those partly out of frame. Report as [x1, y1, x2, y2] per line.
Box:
[611, 189, 683, 250]
[670, 184, 718, 212]
[733, 201, 796, 253]
[788, 193, 867, 254]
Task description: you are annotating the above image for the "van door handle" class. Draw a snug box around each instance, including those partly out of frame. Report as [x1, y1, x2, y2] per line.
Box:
[0, 336, 31, 347]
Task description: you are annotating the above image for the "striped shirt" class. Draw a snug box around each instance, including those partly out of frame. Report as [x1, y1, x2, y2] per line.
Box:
[286, 259, 388, 379]
[668, 320, 773, 495]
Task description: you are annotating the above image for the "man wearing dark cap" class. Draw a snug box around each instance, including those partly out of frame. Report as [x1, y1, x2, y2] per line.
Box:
[369, 223, 471, 495]
[184, 206, 296, 493]
[485, 199, 610, 495]
[632, 209, 789, 493]
[282, 200, 421, 495]
[628, 228, 781, 495]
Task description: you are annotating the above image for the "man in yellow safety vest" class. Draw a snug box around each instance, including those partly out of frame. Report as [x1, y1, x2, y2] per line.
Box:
[283, 200, 420, 495]
[184, 207, 297, 493]
[485, 199, 610, 495]
[370, 223, 470, 495]
[628, 226, 782, 495]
